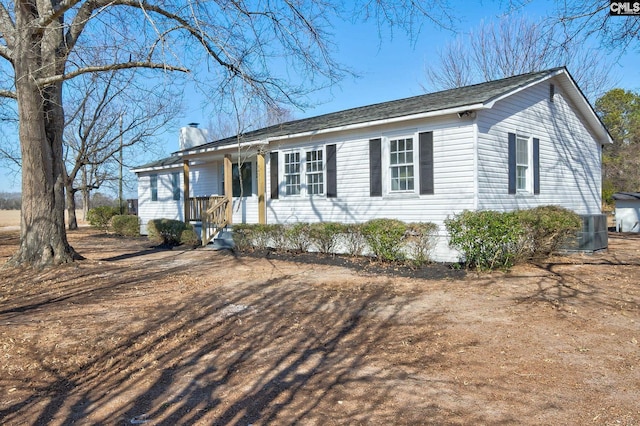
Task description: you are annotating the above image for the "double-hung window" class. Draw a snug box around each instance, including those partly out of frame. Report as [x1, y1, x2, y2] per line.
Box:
[284, 152, 301, 195]
[150, 174, 158, 201]
[171, 172, 180, 200]
[306, 150, 324, 195]
[516, 135, 529, 191]
[282, 148, 327, 196]
[508, 132, 539, 195]
[389, 137, 414, 192]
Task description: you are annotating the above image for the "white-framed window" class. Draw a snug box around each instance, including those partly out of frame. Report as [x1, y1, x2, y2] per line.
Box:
[281, 148, 327, 196]
[516, 134, 530, 192]
[389, 137, 414, 192]
[284, 152, 301, 195]
[171, 172, 180, 201]
[150, 174, 158, 201]
[306, 150, 324, 195]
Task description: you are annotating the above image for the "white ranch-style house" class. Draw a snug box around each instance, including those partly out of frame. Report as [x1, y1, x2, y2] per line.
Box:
[133, 67, 612, 262]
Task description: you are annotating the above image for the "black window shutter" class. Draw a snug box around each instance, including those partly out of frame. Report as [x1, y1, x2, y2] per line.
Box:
[369, 138, 382, 197]
[270, 151, 279, 199]
[533, 138, 540, 194]
[419, 131, 434, 195]
[508, 133, 516, 194]
[326, 144, 337, 198]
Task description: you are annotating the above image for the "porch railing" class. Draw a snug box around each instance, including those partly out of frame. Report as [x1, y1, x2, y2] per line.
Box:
[188, 196, 219, 222]
[188, 195, 230, 246]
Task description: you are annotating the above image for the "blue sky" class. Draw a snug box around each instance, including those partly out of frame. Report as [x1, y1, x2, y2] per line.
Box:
[1, 1, 638, 195]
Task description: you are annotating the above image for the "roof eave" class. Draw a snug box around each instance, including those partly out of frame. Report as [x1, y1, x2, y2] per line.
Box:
[131, 163, 182, 173]
[177, 103, 488, 157]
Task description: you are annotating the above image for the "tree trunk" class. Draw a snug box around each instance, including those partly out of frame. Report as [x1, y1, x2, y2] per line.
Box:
[82, 167, 90, 220]
[7, 2, 82, 267]
[66, 186, 79, 230]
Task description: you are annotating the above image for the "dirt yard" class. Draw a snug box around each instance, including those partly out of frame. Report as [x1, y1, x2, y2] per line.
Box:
[0, 227, 638, 425]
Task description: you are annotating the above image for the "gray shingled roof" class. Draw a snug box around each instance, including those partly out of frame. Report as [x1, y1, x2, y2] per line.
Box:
[132, 155, 183, 171]
[613, 192, 640, 201]
[177, 67, 565, 154]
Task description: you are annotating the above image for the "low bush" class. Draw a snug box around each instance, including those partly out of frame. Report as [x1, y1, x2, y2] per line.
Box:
[110, 215, 139, 237]
[342, 223, 366, 257]
[404, 222, 439, 266]
[147, 218, 200, 246]
[231, 223, 254, 252]
[308, 222, 346, 254]
[361, 218, 408, 262]
[516, 206, 581, 258]
[87, 206, 119, 230]
[284, 223, 312, 253]
[445, 210, 524, 271]
[179, 227, 200, 246]
[249, 224, 285, 250]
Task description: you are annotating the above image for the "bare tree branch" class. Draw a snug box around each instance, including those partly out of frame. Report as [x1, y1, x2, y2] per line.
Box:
[36, 61, 189, 86]
[0, 2, 14, 59]
[0, 88, 16, 99]
[423, 14, 614, 100]
[37, 0, 83, 30]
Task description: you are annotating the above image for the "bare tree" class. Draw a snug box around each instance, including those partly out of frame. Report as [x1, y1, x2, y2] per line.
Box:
[0, 0, 453, 267]
[63, 68, 176, 229]
[424, 15, 614, 100]
[552, 0, 640, 54]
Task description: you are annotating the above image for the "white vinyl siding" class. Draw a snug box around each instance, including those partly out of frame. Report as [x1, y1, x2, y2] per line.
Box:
[266, 116, 476, 262]
[476, 78, 602, 214]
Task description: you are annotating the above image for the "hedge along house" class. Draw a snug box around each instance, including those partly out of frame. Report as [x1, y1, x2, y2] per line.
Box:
[132, 67, 612, 262]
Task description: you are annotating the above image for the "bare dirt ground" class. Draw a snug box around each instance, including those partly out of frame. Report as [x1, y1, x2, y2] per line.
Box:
[0, 227, 638, 425]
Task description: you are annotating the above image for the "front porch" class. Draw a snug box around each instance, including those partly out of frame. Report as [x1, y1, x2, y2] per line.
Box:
[182, 151, 267, 246]
[187, 195, 230, 245]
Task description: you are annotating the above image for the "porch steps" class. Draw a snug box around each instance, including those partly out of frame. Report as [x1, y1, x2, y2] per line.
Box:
[209, 227, 235, 250]
[192, 223, 234, 250]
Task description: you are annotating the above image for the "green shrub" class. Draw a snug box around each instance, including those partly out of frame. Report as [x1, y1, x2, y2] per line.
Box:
[516, 206, 581, 258]
[249, 224, 285, 250]
[361, 219, 408, 262]
[404, 222, 439, 266]
[179, 228, 200, 246]
[231, 223, 254, 252]
[284, 223, 312, 253]
[110, 215, 140, 237]
[87, 206, 120, 230]
[147, 218, 200, 246]
[445, 210, 525, 271]
[342, 223, 366, 257]
[308, 222, 346, 254]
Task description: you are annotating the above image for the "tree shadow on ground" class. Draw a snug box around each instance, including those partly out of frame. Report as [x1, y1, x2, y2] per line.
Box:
[0, 251, 520, 425]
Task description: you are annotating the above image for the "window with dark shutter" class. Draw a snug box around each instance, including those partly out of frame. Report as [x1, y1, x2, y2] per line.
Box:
[369, 138, 382, 197]
[419, 131, 434, 195]
[326, 144, 337, 198]
[270, 151, 279, 199]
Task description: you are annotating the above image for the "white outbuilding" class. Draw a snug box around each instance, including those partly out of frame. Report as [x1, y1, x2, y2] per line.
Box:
[613, 193, 640, 232]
